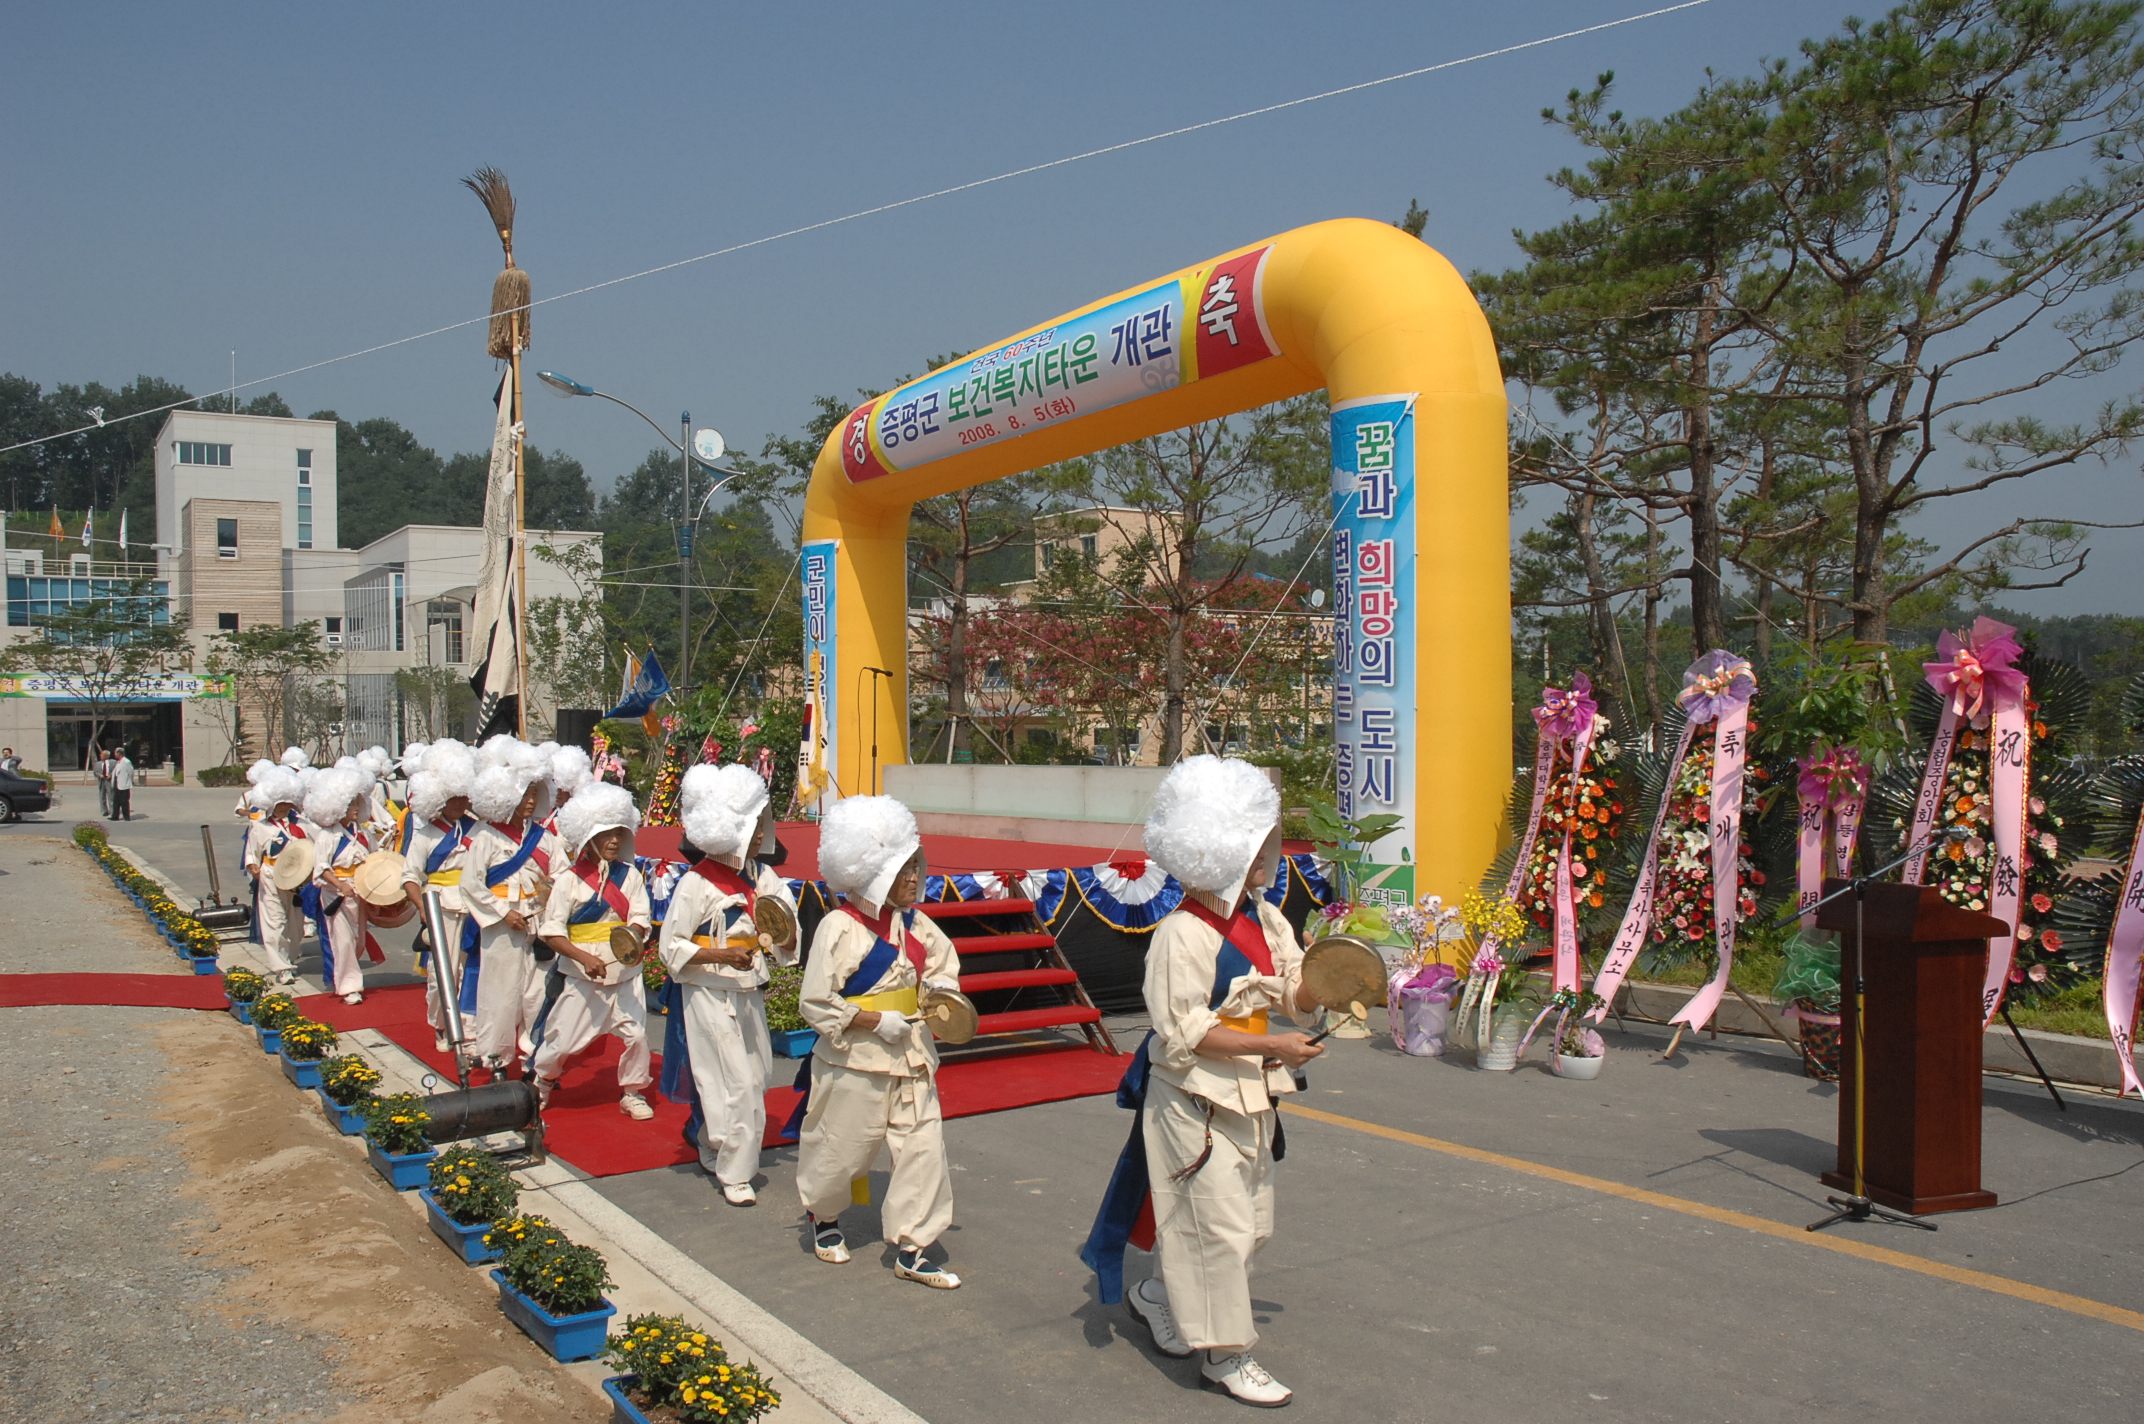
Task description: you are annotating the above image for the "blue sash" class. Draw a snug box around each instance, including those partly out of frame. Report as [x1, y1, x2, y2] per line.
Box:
[1080, 910, 1269, 1304]
[661, 980, 701, 1151]
[568, 862, 631, 924]
[308, 830, 358, 979]
[485, 823, 546, 888]
[777, 910, 915, 1143]
[423, 819, 469, 876]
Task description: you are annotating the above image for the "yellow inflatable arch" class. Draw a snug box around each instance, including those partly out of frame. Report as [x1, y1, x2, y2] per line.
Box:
[799, 216, 1509, 905]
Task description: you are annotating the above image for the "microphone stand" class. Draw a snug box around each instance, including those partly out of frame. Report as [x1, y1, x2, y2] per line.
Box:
[1785, 834, 1959, 1235]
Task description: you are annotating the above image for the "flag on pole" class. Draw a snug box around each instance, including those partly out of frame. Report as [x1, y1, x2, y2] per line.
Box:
[48, 507, 62, 539]
[118, 507, 127, 554]
[468, 374, 521, 741]
[81, 509, 93, 549]
[606, 647, 672, 738]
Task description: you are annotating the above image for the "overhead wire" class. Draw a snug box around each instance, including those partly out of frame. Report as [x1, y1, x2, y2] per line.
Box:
[0, 0, 1717, 459]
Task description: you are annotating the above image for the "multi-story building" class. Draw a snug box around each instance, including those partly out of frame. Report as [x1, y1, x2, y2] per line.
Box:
[1, 410, 601, 776]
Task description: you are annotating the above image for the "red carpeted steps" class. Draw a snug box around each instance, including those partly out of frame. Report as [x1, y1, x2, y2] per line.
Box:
[921, 897, 1117, 1055]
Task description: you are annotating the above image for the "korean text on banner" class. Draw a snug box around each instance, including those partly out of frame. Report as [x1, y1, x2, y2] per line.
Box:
[1331, 394, 1418, 909]
[798, 539, 839, 805]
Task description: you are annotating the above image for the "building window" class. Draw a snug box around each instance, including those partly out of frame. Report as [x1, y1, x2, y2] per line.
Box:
[426, 600, 464, 664]
[217, 612, 239, 631]
[1081, 534, 1097, 557]
[324, 616, 342, 635]
[176, 442, 232, 466]
[215, 518, 238, 558]
[297, 448, 312, 469]
[297, 485, 313, 550]
[393, 572, 405, 653]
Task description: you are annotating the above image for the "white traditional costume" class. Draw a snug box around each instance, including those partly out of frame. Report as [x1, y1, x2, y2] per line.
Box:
[400, 741, 477, 1047]
[1090, 756, 1305, 1407]
[241, 767, 307, 982]
[459, 740, 559, 1071]
[657, 764, 799, 1204]
[531, 782, 656, 1115]
[794, 795, 963, 1287]
[304, 766, 377, 1003]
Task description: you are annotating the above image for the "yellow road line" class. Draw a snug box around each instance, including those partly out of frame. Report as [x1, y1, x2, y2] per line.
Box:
[1281, 1100, 2144, 1335]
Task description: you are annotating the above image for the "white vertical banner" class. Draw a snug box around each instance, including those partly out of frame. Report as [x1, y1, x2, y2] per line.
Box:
[797, 538, 840, 810]
[468, 377, 521, 735]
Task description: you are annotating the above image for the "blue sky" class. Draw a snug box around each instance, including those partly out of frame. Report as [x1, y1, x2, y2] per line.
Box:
[5, 0, 2139, 613]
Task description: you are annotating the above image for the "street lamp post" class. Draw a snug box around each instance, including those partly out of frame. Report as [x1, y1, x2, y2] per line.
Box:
[536, 370, 733, 692]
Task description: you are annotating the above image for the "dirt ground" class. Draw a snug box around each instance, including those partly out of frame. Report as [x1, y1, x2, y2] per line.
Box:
[0, 834, 609, 1423]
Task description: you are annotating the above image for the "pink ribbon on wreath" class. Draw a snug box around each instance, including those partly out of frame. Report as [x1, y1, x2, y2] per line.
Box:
[1480, 676, 1600, 979]
[1539, 674, 1600, 992]
[2103, 807, 2144, 1097]
[1591, 652, 1755, 1026]
[1903, 618, 2029, 1025]
[1796, 746, 1869, 930]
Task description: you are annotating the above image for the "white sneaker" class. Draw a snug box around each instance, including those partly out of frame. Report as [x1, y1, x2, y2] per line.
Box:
[893, 1248, 961, 1289]
[1127, 1278, 1191, 1357]
[342, 992, 364, 1006]
[720, 1180, 756, 1206]
[433, 1032, 451, 1053]
[810, 1219, 849, 1264]
[619, 1092, 654, 1120]
[1201, 1353, 1291, 1408]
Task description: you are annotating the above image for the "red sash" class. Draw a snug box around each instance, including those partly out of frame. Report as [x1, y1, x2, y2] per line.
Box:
[1180, 897, 1275, 976]
[691, 857, 758, 913]
[844, 902, 927, 980]
[573, 856, 634, 920]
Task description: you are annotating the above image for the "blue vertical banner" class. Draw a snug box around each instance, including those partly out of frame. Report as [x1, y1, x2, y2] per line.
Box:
[1331, 394, 1418, 909]
[797, 539, 840, 809]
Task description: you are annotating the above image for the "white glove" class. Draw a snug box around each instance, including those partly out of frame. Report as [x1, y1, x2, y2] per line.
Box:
[926, 978, 961, 996]
[871, 1012, 909, 1043]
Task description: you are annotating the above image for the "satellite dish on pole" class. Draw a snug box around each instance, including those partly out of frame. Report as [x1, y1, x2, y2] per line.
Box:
[693, 428, 726, 465]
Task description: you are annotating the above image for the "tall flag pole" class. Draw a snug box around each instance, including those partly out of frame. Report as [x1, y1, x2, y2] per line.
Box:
[464, 167, 532, 740]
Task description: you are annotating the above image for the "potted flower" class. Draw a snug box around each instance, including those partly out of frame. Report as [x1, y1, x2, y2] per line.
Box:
[362, 1091, 437, 1190]
[223, 967, 265, 1024]
[603, 1313, 783, 1423]
[1515, 987, 1610, 1080]
[1773, 933, 1843, 1082]
[766, 965, 815, 1057]
[179, 916, 221, 973]
[73, 822, 107, 851]
[642, 956, 669, 1017]
[421, 1146, 519, 1264]
[277, 1018, 339, 1090]
[316, 1054, 380, 1134]
[1447, 892, 1535, 1066]
[490, 1217, 616, 1362]
[250, 992, 300, 1056]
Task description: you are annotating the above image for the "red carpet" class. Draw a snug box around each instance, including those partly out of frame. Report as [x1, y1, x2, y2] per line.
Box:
[0, 972, 228, 1010]
[303, 985, 1126, 1179]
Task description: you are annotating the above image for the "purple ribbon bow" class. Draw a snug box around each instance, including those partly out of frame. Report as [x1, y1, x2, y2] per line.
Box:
[1677, 650, 1756, 722]
[1533, 671, 1599, 743]
[1923, 617, 2026, 724]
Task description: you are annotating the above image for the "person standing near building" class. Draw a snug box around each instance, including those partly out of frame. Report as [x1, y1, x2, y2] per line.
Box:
[659, 763, 800, 1206]
[109, 748, 135, 822]
[92, 744, 112, 817]
[794, 794, 964, 1288]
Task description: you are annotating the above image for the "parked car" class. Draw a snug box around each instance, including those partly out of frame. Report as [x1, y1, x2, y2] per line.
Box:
[0, 770, 52, 821]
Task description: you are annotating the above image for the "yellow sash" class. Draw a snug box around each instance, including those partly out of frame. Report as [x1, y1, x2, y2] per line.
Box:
[427, 870, 459, 886]
[848, 986, 919, 1016]
[566, 922, 614, 944]
[1220, 1012, 1269, 1034]
[690, 934, 766, 952]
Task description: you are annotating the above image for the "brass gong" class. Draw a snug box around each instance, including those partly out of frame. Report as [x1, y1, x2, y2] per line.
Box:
[1300, 934, 1391, 1011]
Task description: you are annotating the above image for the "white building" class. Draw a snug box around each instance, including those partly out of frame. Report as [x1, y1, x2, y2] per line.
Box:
[1, 410, 601, 776]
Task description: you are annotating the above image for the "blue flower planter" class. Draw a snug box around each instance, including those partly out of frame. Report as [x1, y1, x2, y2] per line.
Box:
[770, 1027, 817, 1058]
[189, 953, 219, 975]
[254, 1024, 283, 1056]
[317, 1087, 366, 1135]
[367, 1139, 436, 1191]
[489, 1270, 615, 1362]
[279, 1049, 324, 1090]
[228, 999, 254, 1025]
[420, 1188, 502, 1265]
[602, 1377, 652, 1424]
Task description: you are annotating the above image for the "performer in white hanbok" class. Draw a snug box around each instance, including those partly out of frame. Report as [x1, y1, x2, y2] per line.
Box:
[658, 764, 799, 1205]
[304, 766, 380, 1004]
[1083, 755, 1321, 1408]
[794, 795, 964, 1288]
[241, 767, 308, 984]
[399, 741, 477, 1051]
[459, 741, 558, 1075]
[530, 782, 656, 1117]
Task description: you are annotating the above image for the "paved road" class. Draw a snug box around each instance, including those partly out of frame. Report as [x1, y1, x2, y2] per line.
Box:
[595, 1014, 2144, 1423]
[3, 783, 255, 906]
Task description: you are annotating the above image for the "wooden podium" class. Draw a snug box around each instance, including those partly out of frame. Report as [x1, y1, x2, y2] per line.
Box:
[1813, 879, 2006, 1215]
